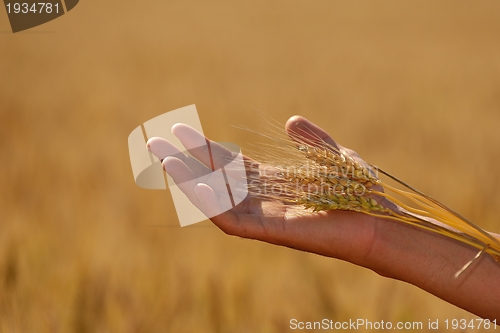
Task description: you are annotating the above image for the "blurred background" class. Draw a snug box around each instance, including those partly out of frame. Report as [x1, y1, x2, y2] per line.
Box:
[1, 1, 500, 332]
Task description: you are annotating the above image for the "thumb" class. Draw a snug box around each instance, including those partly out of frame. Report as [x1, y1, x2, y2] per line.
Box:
[194, 183, 223, 218]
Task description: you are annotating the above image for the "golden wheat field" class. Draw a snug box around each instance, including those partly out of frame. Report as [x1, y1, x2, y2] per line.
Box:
[1, 1, 500, 332]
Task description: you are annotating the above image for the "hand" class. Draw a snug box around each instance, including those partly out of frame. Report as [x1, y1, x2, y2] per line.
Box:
[147, 116, 500, 321]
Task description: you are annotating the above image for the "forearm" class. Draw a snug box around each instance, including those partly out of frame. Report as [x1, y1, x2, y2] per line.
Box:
[367, 217, 500, 321]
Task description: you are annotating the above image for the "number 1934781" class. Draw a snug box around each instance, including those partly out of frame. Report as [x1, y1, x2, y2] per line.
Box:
[5, 3, 59, 14]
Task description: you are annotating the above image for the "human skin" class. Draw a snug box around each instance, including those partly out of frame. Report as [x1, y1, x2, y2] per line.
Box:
[147, 115, 500, 321]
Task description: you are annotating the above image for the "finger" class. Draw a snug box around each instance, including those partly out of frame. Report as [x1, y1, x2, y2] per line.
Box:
[172, 123, 238, 171]
[146, 137, 185, 161]
[172, 123, 256, 182]
[162, 156, 202, 209]
[197, 196, 268, 239]
[285, 115, 378, 185]
[193, 183, 223, 218]
[285, 115, 341, 151]
[285, 115, 368, 162]
[164, 153, 239, 214]
[192, 182, 271, 239]
[193, 183, 253, 235]
[147, 137, 211, 178]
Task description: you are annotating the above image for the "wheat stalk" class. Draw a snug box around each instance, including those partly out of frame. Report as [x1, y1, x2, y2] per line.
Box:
[243, 122, 500, 273]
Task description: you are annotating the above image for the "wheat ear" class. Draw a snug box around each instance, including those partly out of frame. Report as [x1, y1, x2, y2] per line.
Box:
[244, 124, 500, 273]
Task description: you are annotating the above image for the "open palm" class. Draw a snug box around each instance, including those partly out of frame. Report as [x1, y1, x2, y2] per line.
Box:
[148, 115, 387, 264]
[146, 115, 500, 321]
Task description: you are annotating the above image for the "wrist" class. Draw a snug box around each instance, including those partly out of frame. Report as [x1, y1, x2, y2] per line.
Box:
[366, 216, 500, 320]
